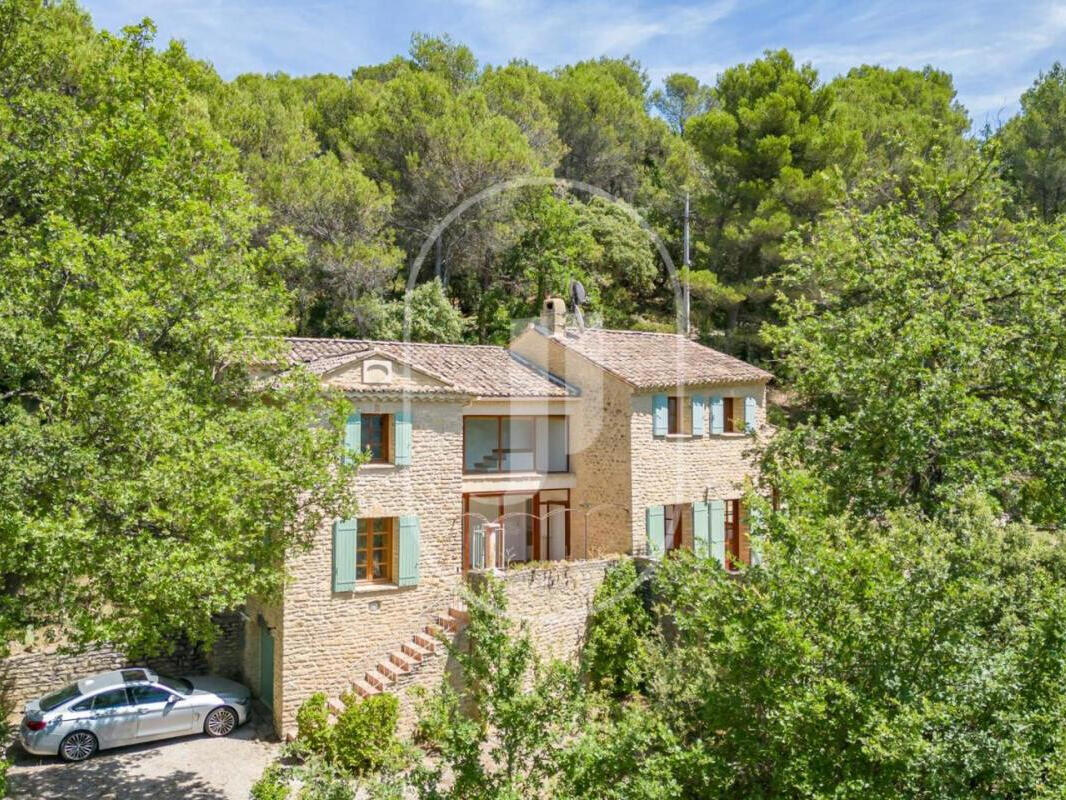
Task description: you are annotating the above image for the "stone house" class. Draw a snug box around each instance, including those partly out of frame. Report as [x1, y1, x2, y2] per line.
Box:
[246, 300, 772, 737]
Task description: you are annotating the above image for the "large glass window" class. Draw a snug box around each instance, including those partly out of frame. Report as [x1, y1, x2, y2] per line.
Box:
[464, 417, 499, 472]
[502, 417, 535, 471]
[357, 517, 393, 582]
[546, 416, 568, 472]
[464, 416, 570, 474]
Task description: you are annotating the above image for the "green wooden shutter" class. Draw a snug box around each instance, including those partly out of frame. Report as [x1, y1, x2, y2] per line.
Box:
[691, 396, 705, 436]
[692, 501, 709, 556]
[343, 412, 361, 465]
[332, 519, 358, 592]
[710, 396, 724, 434]
[394, 409, 412, 466]
[397, 515, 420, 586]
[652, 395, 668, 436]
[744, 396, 758, 433]
[709, 499, 726, 568]
[646, 506, 665, 558]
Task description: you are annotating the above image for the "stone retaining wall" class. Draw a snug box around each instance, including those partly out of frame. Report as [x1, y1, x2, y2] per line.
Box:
[471, 557, 618, 664]
[1, 613, 243, 720]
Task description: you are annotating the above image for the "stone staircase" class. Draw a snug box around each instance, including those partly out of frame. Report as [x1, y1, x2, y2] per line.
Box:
[326, 603, 469, 721]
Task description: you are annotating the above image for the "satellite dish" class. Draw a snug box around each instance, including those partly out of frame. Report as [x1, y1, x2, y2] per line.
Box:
[569, 279, 587, 332]
[570, 279, 587, 307]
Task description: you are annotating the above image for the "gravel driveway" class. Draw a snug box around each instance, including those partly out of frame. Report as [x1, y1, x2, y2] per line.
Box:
[4, 704, 279, 800]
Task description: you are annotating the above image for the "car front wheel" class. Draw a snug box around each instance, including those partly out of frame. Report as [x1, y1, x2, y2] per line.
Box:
[59, 730, 98, 762]
[204, 706, 237, 737]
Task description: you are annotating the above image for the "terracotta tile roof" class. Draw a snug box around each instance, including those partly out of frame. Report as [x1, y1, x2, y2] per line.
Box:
[548, 327, 772, 388]
[285, 338, 576, 397]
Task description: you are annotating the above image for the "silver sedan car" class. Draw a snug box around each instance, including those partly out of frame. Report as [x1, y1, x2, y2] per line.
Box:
[19, 667, 252, 762]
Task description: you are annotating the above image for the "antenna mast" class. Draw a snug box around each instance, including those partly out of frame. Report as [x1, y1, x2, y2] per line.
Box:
[683, 192, 691, 336]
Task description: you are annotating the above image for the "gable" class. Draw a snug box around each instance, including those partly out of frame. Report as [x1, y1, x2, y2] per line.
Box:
[320, 353, 454, 393]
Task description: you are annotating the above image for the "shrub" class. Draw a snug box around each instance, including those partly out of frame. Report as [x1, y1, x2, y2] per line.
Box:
[251, 763, 291, 800]
[628, 491, 1066, 798]
[296, 692, 335, 760]
[409, 577, 582, 799]
[332, 692, 403, 776]
[581, 558, 652, 697]
[295, 757, 355, 800]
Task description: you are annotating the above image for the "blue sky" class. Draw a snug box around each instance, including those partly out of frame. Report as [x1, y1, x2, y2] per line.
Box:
[82, 0, 1066, 128]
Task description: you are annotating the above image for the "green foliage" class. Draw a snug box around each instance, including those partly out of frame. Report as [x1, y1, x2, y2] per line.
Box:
[212, 73, 402, 338]
[294, 757, 356, 800]
[581, 559, 652, 698]
[295, 691, 403, 777]
[403, 279, 466, 343]
[685, 49, 863, 357]
[409, 33, 478, 90]
[571, 489, 1066, 799]
[407, 577, 582, 799]
[0, 0, 353, 654]
[650, 72, 713, 135]
[558, 702, 683, 800]
[296, 692, 334, 759]
[999, 62, 1066, 221]
[332, 692, 404, 776]
[554, 57, 670, 199]
[251, 763, 292, 800]
[765, 158, 1066, 524]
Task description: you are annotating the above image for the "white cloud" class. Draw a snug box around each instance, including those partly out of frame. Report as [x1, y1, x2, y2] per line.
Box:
[79, 0, 1066, 126]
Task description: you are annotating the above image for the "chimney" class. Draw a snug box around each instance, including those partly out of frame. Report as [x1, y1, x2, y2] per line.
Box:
[541, 297, 567, 337]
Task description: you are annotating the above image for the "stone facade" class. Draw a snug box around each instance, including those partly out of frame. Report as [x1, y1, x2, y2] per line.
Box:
[271, 398, 466, 737]
[478, 559, 616, 664]
[254, 322, 770, 737]
[512, 327, 768, 556]
[629, 383, 767, 553]
[509, 330, 633, 557]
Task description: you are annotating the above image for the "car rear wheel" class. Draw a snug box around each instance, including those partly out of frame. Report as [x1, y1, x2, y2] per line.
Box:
[59, 731, 98, 762]
[204, 706, 237, 737]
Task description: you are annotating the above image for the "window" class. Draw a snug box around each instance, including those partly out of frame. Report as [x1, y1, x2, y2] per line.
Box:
[725, 499, 749, 568]
[663, 397, 693, 435]
[157, 675, 193, 695]
[361, 413, 390, 463]
[40, 683, 81, 711]
[464, 417, 499, 472]
[130, 685, 173, 705]
[91, 687, 131, 710]
[464, 416, 569, 474]
[723, 398, 744, 433]
[357, 517, 393, 582]
[501, 417, 535, 471]
[546, 416, 568, 472]
[664, 504, 685, 552]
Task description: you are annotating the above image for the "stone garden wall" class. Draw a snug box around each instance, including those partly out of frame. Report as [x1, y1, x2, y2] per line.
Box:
[1, 613, 243, 721]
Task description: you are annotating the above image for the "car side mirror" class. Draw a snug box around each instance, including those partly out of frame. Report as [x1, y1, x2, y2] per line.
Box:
[168, 694, 180, 704]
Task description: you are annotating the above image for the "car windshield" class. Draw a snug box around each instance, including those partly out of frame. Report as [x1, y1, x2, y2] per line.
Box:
[156, 675, 193, 695]
[39, 683, 81, 712]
